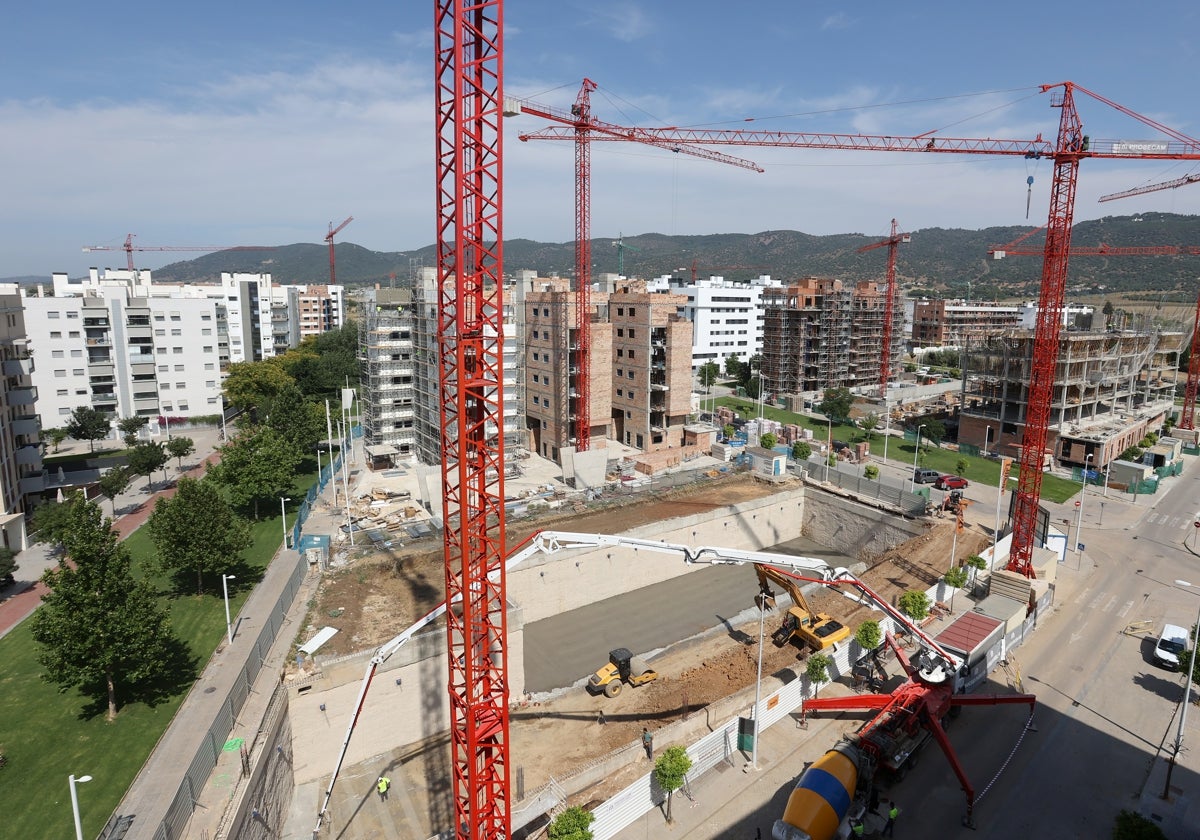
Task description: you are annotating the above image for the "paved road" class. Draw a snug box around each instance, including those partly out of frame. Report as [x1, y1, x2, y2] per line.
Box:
[522, 536, 856, 694]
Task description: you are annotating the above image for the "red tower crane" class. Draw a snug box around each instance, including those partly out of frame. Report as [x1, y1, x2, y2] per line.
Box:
[857, 219, 911, 395]
[82, 233, 276, 272]
[987, 224, 1200, 257]
[325, 216, 354, 286]
[529, 82, 1200, 578]
[506, 80, 761, 452]
[1183, 290, 1200, 431]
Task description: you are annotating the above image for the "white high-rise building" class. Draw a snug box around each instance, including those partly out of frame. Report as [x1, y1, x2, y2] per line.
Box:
[27, 271, 227, 431]
[664, 275, 779, 371]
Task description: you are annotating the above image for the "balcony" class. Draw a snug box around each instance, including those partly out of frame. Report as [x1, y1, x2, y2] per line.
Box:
[2, 357, 33, 376]
[15, 446, 41, 467]
[83, 317, 109, 328]
[19, 471, 46, 496]
[86, 336, 112, 347]
[7, 386, 37, 405]
[12, 416, 39, 437]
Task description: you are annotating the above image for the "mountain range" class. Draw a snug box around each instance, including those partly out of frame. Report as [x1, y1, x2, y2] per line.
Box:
[48, 212, 1200, 301]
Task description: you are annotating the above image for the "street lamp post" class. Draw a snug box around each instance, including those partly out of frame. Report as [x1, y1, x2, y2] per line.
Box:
[910, 424, 926, 492]
[756, 371, 765, 426]
[1074, 454, 1092, 557]
[882, 404, 891, 464]
[280, 496, 292, 549]
[69, 773, 92, 840]
[751, 594, 766, 770]
[984, 425, 992, 457]
[222, 574, 236, 646]
[1163, 580, 1200, 799]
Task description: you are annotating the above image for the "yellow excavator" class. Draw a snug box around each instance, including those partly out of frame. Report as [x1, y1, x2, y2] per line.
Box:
[756, 565, 851, 651]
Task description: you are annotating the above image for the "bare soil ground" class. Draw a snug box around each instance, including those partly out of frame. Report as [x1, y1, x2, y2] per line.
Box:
[301, 475, 991, 804]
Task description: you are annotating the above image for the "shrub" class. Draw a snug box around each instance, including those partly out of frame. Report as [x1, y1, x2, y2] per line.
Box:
[864, 464, 879, 480]
[898, 590, 931, 622]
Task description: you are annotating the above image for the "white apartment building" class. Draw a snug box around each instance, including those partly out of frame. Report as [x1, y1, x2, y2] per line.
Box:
[270, 284, 346, 354]
[663, 275, 779, 371]
[28, 272, 227, 431]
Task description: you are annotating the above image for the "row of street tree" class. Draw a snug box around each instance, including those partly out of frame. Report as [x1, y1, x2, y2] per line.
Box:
[28, 324, 359, 719]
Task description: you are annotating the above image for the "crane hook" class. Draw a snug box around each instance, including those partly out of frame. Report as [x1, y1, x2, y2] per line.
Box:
[1025, 175, 1035, 220]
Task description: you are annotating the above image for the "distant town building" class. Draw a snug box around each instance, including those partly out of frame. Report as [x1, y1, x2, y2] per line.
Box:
[0, 291, 39, 550]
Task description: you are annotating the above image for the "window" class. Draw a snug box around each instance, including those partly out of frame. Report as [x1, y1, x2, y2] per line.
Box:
[50, 331, 62, 339]
[69, 331, 80, 338]
[155, 329, 166, 337]
[70, 349, 82, 358]
[616, 388, 623, 397]
[202, 328, 212, 336]
[159, 364, 170, 372]
[59, 407, 71, 416]
[154, 314, 165, 321]
[617, 307, 624, 316]
[206, 380, 216, 388]
[73, 369, 84, 376]
[204, 363, 215, 370]
[56, 388, 68, 397]
[628, 349, 635, 359]
[54, 369, 67, 378]
[203, 346, 213, 353]
[616, 328, 624, 338]
[175, 364, 185, 371]
[52, 350, 64, 358]
[47, 311, 61, 319]
[201, 314, 212, 321]
[628, 329, 635, 339]
[171, 329, 182, 336]
[617, 349, 624, 358]
[178, 403, 188, 411]
[161, 382, 171, 390]
[176, 382, 186, 389]
[66, 311, 79, 319]
[173, 347, 184, 354]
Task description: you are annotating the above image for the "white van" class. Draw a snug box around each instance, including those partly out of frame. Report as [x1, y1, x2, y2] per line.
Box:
[1153, 623, 1189, 670]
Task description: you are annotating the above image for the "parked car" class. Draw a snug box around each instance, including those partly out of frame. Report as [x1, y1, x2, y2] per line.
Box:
[1153, 623, 1189, 670]
[913, 468, 941, 484]
[935, 474, 969, 490]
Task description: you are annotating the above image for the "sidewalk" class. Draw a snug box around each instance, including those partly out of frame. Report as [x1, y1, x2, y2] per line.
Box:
[0, 426, 224, 640]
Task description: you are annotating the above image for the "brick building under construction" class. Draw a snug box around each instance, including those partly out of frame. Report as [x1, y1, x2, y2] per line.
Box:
[760, 277, 904, 396]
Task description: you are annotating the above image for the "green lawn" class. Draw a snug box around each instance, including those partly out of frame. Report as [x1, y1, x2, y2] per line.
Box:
[714, 396, 1083, 504]
[0, 467, 317, 839]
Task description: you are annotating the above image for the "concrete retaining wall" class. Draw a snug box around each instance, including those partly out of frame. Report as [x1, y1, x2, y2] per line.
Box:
[799, 486, 926, 561]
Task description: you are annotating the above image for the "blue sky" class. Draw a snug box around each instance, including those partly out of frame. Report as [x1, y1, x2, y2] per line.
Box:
[4, 0, 1200, 278]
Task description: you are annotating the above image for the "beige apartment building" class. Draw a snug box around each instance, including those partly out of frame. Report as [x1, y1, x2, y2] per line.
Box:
[521, 276, 693, 464]
[911, 299, 1024, 347]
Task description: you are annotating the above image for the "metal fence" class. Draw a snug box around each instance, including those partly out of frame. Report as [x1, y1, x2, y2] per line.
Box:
[797, 457, 928, 515]
[100, 550, 309, 840]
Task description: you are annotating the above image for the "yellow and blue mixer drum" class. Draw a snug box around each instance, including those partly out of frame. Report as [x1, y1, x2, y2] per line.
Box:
[774, 742, 860, 840]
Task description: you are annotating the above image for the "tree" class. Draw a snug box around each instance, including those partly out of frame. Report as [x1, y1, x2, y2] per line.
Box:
[30, 496, 183, 720]
[723, 424, 735, 439]
[44, 427, 69, 453]
[1112, 809, 1166, 840]
[817, 387, 853, 423]
[792, 440, 811, 461]
[207, 427, 301, 518]
[855, 620, 882, 652]
[943, 566, 968, 611]
[261, 384, 325, 455]
[148, 477, 252, 595]
[723, 355, 744, 381]
[29, 494, 83, 552]
[548, 806, 594, 840]
[863, 464, 879, 480]
[696, 361, 720, 391]
[127, 441, 168, 491]
[759, 432, 777, 451]
[65, 406, 111, 453]
[923, 418, 947, 446]
[806, 653, 832, 697]
[96, 466, 132, 518]
[166, 436, 195, 470]
[117, 415, 149, 446]
[1102, 299, 1115, 327]
[955, 458, 969, 477]
[898, 590, 931, 622]
[280, 323, 360, 402]
[858, 412, 879, 440]
[222, 359, 294, 413]
[0, 546, 17, 582]
[653, 745, 692, 824]
[965, 554, 987, 588]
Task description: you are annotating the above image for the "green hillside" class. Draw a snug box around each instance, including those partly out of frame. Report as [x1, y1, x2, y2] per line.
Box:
[150, 212, 1200, 299]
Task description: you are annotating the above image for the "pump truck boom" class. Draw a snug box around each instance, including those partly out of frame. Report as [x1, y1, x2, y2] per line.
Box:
[311, 530, 1035, 840]
[313, 529, 853, 835]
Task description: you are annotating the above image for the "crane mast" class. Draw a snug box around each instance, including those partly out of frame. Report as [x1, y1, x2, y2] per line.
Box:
[434, 0, 509, 837]
[325, 216, 354, 286]
[573, 79, 596, 451]
[856, 219, 909, 396]
[1182, 288, 1200, 431]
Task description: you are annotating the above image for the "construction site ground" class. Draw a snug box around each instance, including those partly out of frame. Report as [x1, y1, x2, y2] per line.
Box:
[296, 475, 992, 837]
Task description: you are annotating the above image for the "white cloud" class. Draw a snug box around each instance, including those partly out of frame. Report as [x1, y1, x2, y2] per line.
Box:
[820, 13, 854, 31]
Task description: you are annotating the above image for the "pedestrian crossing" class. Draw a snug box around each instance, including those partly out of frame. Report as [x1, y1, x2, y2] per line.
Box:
[1141, 512, 1199, 530]
[1074, 586, 1134, 620]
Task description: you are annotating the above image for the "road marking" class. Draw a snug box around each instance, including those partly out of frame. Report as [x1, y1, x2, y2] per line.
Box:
[1069, 630, 1084, 644]
[1118, 600, 1133, 618]
[1103, 595, 1118, 613]
[1076, 587, 1093, 606]
[1090, 592, 1106, 611]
